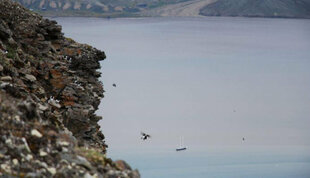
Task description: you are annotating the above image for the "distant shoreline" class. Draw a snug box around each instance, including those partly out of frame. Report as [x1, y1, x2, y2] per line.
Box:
[44, 13, 310, 20]
[17, 0, 310, 20]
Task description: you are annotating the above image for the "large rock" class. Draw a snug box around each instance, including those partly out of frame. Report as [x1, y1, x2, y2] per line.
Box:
[115, 160, 132, 170]
[0, 20, 12, 40]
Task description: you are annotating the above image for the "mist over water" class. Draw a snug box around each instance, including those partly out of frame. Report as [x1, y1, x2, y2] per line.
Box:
[56, 17, 310, 177]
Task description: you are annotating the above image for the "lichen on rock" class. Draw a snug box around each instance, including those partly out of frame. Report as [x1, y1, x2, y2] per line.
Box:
[0, 0, 139, 177]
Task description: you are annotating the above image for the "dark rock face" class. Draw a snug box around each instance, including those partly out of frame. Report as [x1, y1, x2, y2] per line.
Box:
[0, 0, 139, 177]
[200, 0, 310, 18]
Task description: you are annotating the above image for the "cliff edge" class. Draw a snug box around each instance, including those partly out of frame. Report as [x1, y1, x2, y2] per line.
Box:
[0, 0, 139, 177]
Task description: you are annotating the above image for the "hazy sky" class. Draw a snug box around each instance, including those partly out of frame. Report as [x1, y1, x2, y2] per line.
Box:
[56, 17, 310, 151]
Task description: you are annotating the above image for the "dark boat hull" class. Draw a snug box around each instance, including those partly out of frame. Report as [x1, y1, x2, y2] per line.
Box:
[176, 147, 187, 151]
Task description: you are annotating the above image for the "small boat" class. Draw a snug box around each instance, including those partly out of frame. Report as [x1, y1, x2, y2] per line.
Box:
[176, 136, 187, 151]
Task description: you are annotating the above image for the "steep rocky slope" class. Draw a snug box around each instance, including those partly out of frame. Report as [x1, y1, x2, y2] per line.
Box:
[15, 0, 140, 17]
[200, 0, 310, 18]
[141, 0, 216, 17]
[0, 0, 139, 177]
[13, 0, 189, 17]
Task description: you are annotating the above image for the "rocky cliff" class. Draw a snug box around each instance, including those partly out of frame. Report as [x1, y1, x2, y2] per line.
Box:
[0, 0, 139, 177]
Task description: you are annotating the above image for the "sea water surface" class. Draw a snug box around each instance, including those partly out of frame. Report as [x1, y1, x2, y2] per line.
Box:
[55, 17, 310, 177]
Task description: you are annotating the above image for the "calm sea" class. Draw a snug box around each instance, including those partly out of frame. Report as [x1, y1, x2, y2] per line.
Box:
[55, 17, 310, 177]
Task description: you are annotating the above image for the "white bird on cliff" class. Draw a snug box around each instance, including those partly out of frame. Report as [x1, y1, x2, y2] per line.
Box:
[49, 96, 59, 103]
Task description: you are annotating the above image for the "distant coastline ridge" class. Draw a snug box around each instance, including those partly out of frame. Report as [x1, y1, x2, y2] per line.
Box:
[13, 0, 310, 19]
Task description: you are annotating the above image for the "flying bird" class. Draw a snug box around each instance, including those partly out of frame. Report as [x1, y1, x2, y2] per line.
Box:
[242, 137, 245, 141]
[112, 83, 116, 87]
[141, 132, 151, 140]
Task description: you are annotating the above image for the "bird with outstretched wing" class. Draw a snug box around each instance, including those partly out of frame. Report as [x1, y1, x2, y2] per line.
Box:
[141, 132, 151, 140]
